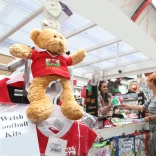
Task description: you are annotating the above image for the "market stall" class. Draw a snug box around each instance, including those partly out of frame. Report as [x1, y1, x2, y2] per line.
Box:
[0, 0, 156, 155]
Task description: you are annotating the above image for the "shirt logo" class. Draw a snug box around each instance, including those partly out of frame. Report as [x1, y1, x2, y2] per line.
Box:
[66, 146, 76, 156]
[46, 59, 60, 67]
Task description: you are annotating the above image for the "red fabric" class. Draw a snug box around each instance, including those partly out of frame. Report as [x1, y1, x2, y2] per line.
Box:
[0, 78, 26, 104]
[3, 78, 25, 88]
[37, 121, 97, 156]
[30, 50, 72, 79]
[8, 81, 25, 88]
[0, 78, 18, 105]
[0, 78, 12, 104]
[58, 100, 62, 106]
[81, 86, 86, 98]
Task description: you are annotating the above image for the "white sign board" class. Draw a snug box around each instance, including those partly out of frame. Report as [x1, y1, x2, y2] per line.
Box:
[0, 110, 40, 156]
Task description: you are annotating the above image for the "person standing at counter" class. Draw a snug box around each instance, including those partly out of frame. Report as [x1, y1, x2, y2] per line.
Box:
[120, 73, 156, 156]
[98, 80, 113, 116]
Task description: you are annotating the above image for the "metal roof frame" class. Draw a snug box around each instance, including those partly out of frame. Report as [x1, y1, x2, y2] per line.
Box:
[63, 0, 156, 78]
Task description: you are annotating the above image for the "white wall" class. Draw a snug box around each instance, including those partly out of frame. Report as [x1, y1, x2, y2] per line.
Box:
[119, 85, 128, 94]
[73, 76, 88, 83]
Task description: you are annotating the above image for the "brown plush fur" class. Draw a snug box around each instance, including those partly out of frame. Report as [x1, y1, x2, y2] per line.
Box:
[9, 29, 87, 122]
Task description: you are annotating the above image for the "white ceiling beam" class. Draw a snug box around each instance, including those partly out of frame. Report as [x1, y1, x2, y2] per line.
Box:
[83, 58, 151, 74]
[65, 22, 96, 39]
[0, 6, 43, 43]
[73, 70, 88, 79]
[103, 60, 156, 79]
[63, 0, 156, 61]
[74, 49, 138, 68]
[85, 38, 121, 52]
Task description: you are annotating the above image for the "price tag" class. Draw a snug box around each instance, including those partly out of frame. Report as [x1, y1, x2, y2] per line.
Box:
[45, 137, 67, 156]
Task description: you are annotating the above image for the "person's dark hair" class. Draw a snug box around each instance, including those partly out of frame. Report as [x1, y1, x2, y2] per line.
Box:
[127, 89, 135, 93]
[98, 80, 110, 105]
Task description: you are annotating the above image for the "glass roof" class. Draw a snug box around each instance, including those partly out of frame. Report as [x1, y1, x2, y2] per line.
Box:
[0, 0, 152, 77]
[0, 0, 42, 36]
[67, 25, 117, 52]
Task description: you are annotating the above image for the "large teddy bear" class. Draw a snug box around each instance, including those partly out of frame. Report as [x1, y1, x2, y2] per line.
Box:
[9, 29, 87, 122]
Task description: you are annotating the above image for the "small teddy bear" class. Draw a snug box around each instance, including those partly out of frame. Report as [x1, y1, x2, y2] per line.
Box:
[9, 29, 87, 122]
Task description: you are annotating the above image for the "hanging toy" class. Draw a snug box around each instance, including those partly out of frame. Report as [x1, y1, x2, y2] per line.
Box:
[111, 97, 123, 107]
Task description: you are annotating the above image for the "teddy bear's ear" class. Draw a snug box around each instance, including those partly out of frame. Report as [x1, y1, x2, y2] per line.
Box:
[30, 29, 41, 42]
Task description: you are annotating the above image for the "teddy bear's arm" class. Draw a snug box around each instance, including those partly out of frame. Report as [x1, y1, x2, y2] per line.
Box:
[70, 49, 87, 65]
[10, 44, 32, 59]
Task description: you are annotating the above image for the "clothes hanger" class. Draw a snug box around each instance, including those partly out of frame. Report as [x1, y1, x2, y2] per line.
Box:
[37, 79, 73, 137]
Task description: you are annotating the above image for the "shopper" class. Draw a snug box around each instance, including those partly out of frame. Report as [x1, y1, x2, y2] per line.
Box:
[140, 72, 153, 100]
[98, 80, 113, 116]
[120, 73, 156, 156]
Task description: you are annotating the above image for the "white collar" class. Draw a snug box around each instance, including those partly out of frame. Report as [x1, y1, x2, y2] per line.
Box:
[34, 44, 47, 52]
[33, 44, 69, 58]
[37, 120, 74, 138]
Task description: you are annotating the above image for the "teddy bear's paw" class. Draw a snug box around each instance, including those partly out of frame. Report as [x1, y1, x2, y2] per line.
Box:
[26, 100, 53, 122]
[61, 101, 84, 120]
[10, 44, 32, 58]
[77, 49, 87, 57]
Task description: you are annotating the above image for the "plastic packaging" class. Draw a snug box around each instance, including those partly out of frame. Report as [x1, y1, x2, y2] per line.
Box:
[91, 70, 101, 86]
[0, 79, 98, 155]
[80, 112, 98, 129]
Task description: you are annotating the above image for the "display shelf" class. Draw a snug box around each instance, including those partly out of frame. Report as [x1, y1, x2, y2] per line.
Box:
[94, 122, 149, 139]
[122, 98, 138, 102]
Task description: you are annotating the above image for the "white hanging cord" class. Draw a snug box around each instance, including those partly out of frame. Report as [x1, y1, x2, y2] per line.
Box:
[47, 79, 62, 105]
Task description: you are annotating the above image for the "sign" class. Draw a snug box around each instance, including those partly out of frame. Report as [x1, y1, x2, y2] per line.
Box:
[86, 86, 98, 117]
[119, 137, 135, 155]
[45, 137, 67, 156]
[0, 112, 40, 155]
[41, 18, 60, 31]
[44, 0, 62, 17]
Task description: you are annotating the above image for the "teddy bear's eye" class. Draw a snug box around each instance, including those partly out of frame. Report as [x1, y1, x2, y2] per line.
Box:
[60, 37, 62, 39]
[54, 35, 57, 38]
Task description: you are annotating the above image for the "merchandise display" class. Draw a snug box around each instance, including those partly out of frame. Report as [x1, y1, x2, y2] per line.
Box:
[37, 121, 97, 155]
[0, 104, 97, 156]
[0, 77, 29, 104]
[1, 0, 156, 155]
[89, 128, 151, 156]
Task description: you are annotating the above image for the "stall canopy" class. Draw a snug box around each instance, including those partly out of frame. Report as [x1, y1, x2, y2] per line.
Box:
[0, 0, 156, 79]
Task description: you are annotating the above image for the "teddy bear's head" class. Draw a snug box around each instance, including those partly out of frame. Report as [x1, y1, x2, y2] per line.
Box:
[30, 29, 67, 55]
